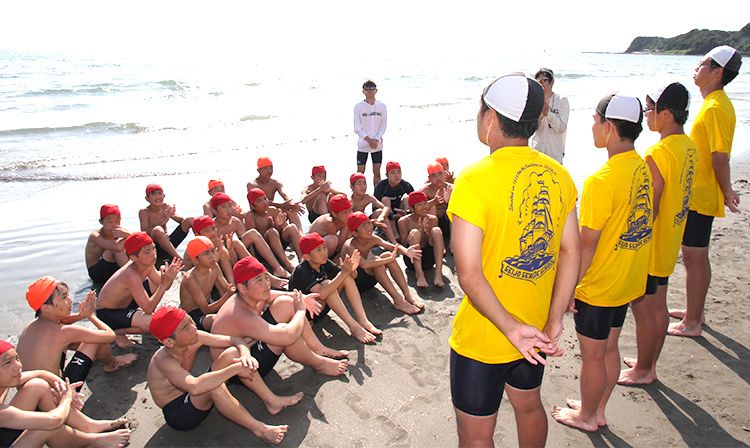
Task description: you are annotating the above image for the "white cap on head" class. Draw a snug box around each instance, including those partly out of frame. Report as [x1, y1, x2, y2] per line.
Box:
[596, 93, 643, 124]
[482, 73, 544, 123]
[705, 45, 742, 72]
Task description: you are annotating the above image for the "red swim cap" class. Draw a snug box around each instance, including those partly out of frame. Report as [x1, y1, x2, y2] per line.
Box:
[408, 191, 428, 207]
[100, 204, 121, 220]
[347, 212, 370, 232]
[187, 236, 214, 260]
[146, 184, 163, 195]
[386, 161, 401, 173]
[435, 157, 449, 166]
[207, 179, 224, 191]
[329, 194, 352, 214]
[149, 306, 187, 341]
[26, 276, 59, 311]
[192, 215, 215, 234]
[124, 232, 153, 256]
[0, 340, 13, 355]
[209, 192, 232, 210]
[300, 233, 326, 255]
[350, 173, 366, 186]
[247, 188, 266, 206]
[257, 157, 273, 169]
[311, 165, 326, 177]
[427, 162, 444, 176]
[233, 257, 267, 284]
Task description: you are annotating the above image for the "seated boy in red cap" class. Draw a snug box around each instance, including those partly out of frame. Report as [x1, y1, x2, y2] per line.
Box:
[342, 212, 425, 314]
[16, 277, 135, 387]
[373, 161, 415, 221]
[202, 179, 243, 219]
[420, 162, 454, 248]
[180, 237, 235, 332]
[248, 157, 305, 230]
[309, 194, 354, 259]
[139, 183, 195, 266]
[0, 340, 131, 448]
[97, 232, 182, 351]
[349, 172, 397, 244]
[300, 165, 344, 224]
[289, 233, 381, 342]
[211, 256, 349, 379]
[146, 307, 292, 444]
[210, 192, 291, 278]
[398, 191, 445, 288]
[245, 188, 302, 272]
[435, 156, 455, 184]
[85, 204, 132, 286]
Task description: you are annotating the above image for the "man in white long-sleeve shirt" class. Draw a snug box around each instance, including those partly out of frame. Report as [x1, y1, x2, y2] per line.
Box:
[531, 68, 569, 163]
[354, 80, 387, 185]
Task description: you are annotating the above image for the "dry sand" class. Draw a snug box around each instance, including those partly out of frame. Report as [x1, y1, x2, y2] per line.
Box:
[76, 164, 750, 447]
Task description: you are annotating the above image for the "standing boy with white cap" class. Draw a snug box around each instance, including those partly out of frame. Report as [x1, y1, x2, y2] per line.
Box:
[448, 73, 580, 446]
[552, 93, 653, 432]
[669, 45, 742, 337]
[618, 82, 696, 386]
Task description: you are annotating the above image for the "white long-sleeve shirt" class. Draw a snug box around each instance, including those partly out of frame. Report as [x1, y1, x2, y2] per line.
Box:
[353, 100, 387, 152]
[531, 93, 569, 163]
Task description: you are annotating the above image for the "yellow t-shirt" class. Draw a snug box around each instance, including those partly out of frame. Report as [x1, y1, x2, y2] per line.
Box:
[447, 146, 577, 364]
[577, 150, 653, 307]
[646, 134, 696, 277]
[689, 89, 735, 218]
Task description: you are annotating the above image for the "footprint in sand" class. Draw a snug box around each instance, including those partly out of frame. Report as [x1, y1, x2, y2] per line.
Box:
[344, 391, 371, 420]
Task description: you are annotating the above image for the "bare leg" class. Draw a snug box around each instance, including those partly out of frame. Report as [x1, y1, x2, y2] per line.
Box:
[94, 343, 138, 373]
[232, 239, 252, 259]
[669, 246, 708, 336]
[323, 234, 338, 260]
[150, 226, 181, 259]
[241, 229, 289, 278]
[283, 223, 303, 261]
[506, 385, 548, 447]
[14, 425, 131, 448]
[454, 407, 498, 447]
[372, 264, 420, 314]
[372, 163, 381, 185]
[180, 217, 194, 234]
[619, 287, 668, 385]
[430, 227, 445, 287]
[407, 229, 428, 288]
[265, 228, 294, 272]
[341, 276, 381, 336]
[300, 319, 349, 359]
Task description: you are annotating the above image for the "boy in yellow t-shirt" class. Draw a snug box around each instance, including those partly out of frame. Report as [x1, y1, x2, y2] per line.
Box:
[619, 83, 695, 386]
[448, 74, 580, 447]
[552, 94, 652, 432]
[669, 45, 742, 338]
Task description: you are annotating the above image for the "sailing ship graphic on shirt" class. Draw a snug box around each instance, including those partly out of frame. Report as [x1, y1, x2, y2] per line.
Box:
[618, 165, 653, 250]
[674, 145, 696, 226]
[501, 168, 560, 283]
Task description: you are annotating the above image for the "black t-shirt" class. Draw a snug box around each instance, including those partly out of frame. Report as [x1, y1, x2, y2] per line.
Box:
[373, 180, 414, 209]
[289, 260, 341, 294]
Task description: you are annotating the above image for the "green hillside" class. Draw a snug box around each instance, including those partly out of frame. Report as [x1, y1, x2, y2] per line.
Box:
[625, 23, 750, 55]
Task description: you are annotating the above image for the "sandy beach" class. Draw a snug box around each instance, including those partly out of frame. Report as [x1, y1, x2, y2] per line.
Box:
[64, 160, 750, 447]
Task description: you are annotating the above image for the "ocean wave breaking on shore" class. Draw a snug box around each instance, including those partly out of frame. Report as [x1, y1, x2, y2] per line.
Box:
[0, 122, 148, 138]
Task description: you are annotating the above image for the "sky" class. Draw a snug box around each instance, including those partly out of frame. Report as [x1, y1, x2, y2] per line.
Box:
[2, 0, 748, 63]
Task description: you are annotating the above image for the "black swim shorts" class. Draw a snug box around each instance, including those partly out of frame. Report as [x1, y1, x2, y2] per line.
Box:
[62, 351, 94, 389]
[450, 349, 545, 416]
[162, 392, 213, 431]
[645, 275, 669, 296]
[574, 299, 629, 340]
[354, 267, 378, 293]
[403, 244, 436, 271]
[250, 308, 283, 377]
[187, 309, 207, 332]
[0, 427, 23, 447]
[87, 258, 120, 285]
[96, 300, 139, 330]
[156, 225, 189, 265]
[357, 150, 383, 166]
[681, 210, 714, 248]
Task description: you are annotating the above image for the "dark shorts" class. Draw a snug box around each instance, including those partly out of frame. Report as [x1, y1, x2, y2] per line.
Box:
[681, 210, 714, 248]
[308, 209, 322, 224]
[0, 428, 23, 447]
[357, 150, 383, 166]
[250, 308, 282, 377]
[645, 275, 669, 296]
[162, 392, 213, 431]
[97, 300, 139, 330]
[88, 258, 120, 285]
[61, 351, 94, 388]
[403, 244, 436, 271]
[187, 309, 207, 331]
[354, 267, 378, 292]
[156, 224, 189, 265]
[438, 214, 451, 246]
[574, 299, 629, 340]
[450, 349, 545, 417]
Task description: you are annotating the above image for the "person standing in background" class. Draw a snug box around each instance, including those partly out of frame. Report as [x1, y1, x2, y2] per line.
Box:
[531, 68, 569, 163]
[354, 80, 387, 185]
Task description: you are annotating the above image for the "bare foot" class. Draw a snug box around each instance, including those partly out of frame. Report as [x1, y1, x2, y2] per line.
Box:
[103, 353, 138, 373]
[87, 417, 128, 433]
[358, 319, 383, 336]
[266, 392, 304, 415]
[551, 406, 599, 432]
[315, 346, 349, 359]
[563, 399, 607, 427]
[254, 424, 288, 445]
[394, 300, 421, 315]
[114, 334, 136, 348]
[669, 309, 705, 324]
[314, 357, 349, 376]
[407, 295, 426, 310]
[350, 326, 376, 344]
[273, 267, 291, 279]
[622, 356, 636, 368]
[91, 429, 131, 448]
[667, 321, 702, 337]
[617, 367, 657, 386]
[416, 274, 428, 288]
[433, 272, 445, 287]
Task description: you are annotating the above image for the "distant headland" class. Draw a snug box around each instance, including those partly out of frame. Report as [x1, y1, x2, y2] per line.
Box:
[625, 23, 749, 55]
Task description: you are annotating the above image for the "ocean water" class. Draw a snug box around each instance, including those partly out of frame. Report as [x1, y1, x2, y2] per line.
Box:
[1, 49, 748, 337]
